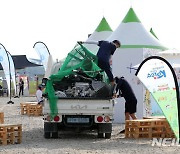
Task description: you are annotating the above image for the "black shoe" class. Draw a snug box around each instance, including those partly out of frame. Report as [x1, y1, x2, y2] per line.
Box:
[120, 129, 125, 134]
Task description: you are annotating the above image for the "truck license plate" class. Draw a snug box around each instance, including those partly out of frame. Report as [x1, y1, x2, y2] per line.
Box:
[67, 118, 89, 123]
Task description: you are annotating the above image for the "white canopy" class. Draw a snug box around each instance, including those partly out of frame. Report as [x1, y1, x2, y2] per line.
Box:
[107, 8, 167, 50]
[84, 17, 113, 54]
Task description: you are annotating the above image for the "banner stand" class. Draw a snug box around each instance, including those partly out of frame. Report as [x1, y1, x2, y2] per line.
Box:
[0, 44, 14, 104]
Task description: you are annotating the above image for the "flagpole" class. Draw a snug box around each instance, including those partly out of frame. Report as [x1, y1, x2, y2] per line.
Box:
[6, 51, 14, 104]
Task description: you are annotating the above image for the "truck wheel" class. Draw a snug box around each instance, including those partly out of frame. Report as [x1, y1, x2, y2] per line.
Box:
[105, 133, 111, 139]
[44, 132, 50, 139]
[97, 133, 104, 138]
[52, 132, 58, 138]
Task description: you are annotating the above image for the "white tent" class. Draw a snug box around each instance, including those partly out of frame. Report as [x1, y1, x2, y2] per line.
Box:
[106, 7, 168, 123]
[59, 17, 113, 67]
[133, 62, 180, 69]
[156, 49, 180, 68]
[84, 17, 113, 54]
[157, 48, 180, 55]
[107, 8, 167, 49]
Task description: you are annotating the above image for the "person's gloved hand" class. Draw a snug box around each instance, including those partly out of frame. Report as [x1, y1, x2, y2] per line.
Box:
[77, 41, 83, 44]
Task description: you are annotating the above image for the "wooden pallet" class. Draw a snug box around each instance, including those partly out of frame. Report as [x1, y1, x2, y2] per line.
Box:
[20, 102, 37, 115]
[125, 119, 173, 139]
[27, 104, 42, 116]
[0, 124, 22, 145]
[143, 116, 175, 138]
[20, 103, 29, 115]
[143, 116, 166, 119]
[0, 112, 4, 124]
[20, 102, 38, 115]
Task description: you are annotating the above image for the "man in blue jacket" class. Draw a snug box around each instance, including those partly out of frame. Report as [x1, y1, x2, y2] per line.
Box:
[79, 40, 121, 85]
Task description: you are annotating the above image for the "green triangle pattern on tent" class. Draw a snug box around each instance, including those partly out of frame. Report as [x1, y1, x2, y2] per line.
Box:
[122, 8, 141, 23]
[95, 17, 112, 32]
[121, 45, 168, 50]
[150, 28, 159, 40]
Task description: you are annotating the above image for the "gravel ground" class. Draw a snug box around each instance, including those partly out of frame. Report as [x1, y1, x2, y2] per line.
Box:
[0, 96, 180, 154]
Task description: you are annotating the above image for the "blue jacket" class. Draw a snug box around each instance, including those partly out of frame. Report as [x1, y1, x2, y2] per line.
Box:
[97, 41, 116, 63]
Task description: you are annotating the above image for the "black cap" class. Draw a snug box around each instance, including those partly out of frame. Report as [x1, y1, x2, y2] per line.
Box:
[112, 40, 121, 46]
[38, 85, 42, 89]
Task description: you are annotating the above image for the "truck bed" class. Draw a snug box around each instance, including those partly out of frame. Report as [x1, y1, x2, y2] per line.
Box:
[43, 98, 114, 115]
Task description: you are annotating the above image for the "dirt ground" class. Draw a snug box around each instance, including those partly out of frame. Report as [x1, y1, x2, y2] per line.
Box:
[0, 96, 180, 154]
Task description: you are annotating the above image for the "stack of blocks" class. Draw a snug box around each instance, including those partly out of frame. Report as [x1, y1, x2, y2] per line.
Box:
[20, 102, 42, 116]
[125, 117, 175, 139]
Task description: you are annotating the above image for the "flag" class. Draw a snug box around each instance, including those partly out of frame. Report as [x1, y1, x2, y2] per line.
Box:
[8, 52, 16, 94]
[44, 54, 54, 79]
[0, 44, 16, 96]
[136, 56, 180, 140]
[33, 41, 50, 71]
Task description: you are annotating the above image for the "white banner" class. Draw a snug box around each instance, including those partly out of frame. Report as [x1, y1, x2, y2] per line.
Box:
[8, 52, 16, 95]
[44, 54, 54, 79]
[33, 42, 50, 71]
[0, 44, 16, 95]
[136, 56, 180, 140]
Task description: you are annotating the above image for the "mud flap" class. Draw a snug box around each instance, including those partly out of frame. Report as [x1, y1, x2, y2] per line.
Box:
[98, 123, 112, 133]
[44, 122, 58, 132]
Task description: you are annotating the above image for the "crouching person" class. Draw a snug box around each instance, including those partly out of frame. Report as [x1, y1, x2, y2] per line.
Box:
[36, 85, 44, 105]
[114, 76, 137, 120]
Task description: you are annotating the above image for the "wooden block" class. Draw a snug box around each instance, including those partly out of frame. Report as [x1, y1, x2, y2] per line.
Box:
[0, 124, 22, 145]
[0, 112, 4, 124]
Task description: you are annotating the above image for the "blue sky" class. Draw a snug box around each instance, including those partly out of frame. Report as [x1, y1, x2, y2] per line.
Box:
[1, 0, 180, 61]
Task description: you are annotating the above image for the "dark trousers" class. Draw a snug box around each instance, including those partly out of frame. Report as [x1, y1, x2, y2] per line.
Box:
[19, 86, 24, 96]
[98, 59, 114, 82]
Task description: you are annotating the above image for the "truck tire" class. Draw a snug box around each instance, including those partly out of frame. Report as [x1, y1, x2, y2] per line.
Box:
[97, 133, 104, 138]
[105, 133, 111, 139]
[44, 132, 51, 139]
[52, 132, 58, 138]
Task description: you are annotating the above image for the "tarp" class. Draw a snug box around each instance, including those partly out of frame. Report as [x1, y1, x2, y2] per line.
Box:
[136, 56, 180, 140]
[46, 43, 107, 117]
